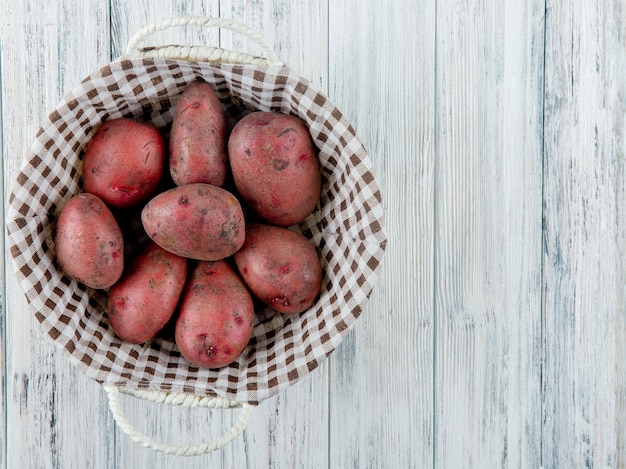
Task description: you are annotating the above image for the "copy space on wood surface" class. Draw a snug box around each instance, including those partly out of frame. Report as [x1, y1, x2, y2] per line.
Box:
[1, 0, 626, 468]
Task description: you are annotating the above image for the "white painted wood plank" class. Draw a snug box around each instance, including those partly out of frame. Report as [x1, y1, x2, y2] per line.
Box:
[108, 2, 330, 467]
[0, 36, 6, 469]
[326, 1, 435, 467]
[110, 0, 221, 61]
[108, 4, 232, 468]
[3, 1, 624, 468]
[219, 0, 328, 90]
[542, 1, 626, 466]
[433, 0, 544, 467]
[219, 3, 331, 468]
[1, 1, 115, 468]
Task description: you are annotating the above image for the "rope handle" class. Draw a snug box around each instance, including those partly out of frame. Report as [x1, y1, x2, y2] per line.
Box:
[126, 16, 284, 66]
[104, 384, 255, 456]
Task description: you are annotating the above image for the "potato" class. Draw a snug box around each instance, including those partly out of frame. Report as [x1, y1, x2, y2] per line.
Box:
[54, 192, 124, 289]
[83, 117, 165, 209]
[228, 111, 321, 226]
[175, 260, 254, 368]
[107, 241, 188, 344]
[233, 223, 322, 314]
[169, 81, 228, 187]
[141, 183, 245, 261]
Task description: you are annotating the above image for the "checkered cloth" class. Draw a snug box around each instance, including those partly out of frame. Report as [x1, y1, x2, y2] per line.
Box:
[6, 58, 387, 404]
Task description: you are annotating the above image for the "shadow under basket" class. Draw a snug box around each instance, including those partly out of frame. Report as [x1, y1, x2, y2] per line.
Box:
[6, 57, 387, 407]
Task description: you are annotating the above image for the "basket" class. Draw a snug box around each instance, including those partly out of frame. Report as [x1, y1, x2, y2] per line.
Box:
[6, 17, 387, 455]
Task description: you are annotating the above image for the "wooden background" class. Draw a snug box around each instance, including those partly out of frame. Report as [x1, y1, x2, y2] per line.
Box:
[1, 0, 625, 467]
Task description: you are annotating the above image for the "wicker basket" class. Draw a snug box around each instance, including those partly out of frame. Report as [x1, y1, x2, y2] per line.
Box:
[6, 17, 387, 455]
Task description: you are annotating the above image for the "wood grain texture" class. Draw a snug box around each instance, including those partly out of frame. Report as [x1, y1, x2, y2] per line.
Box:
[220, 4, 331, 468]
[107, 2, 331, 468]
[1, 1, 114, 468]
[327, 1, 435, 467]
[2, 0, 626, 467]
[220, 0, 328, 89]
[108, 5, 228, 467]
[434, 0, 544, 466]
[110, 0, 221, 60]
[0, 42, 5, 469]
[542, 1, 626, 467]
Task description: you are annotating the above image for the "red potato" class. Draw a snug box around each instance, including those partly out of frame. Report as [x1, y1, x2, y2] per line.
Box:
[107, 241, 188, 344]
[54, 192, 124, 289]
[233, 223, 322, 314]
[141, 183, 245, 261]
[169, 81, 228, 187]
[228, 111, 321, 226]
[175, 260, 254, 368]
[83, 117, 165, 209]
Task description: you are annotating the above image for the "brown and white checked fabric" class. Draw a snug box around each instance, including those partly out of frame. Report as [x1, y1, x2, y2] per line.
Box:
[6, 58, 387, 405]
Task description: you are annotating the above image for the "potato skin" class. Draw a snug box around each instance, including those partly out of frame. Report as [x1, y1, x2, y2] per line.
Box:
[83, 118, 165, 209]
[169, 81, 228, 187]
[141, 183, 245, 261]
[107, 241, 188, 344]
[175, 260, 254, 368]
[233, 223, 322, 314]
[54, 193, 124, 289]
[228, 111, 321, 226]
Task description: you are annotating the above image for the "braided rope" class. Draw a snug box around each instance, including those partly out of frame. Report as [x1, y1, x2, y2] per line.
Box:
[126, 16, 283, 67]
[136, 45, 272, 65]
[104, 385, 255, 456]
